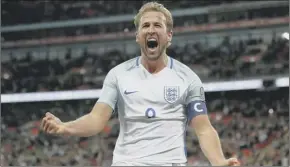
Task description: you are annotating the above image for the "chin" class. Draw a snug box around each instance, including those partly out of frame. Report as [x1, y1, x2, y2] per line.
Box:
[145, 53, 161, 61]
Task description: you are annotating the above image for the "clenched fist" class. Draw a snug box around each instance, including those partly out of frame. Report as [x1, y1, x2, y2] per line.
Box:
[40, 112, 72, 135]
[219, 157, 241, 166]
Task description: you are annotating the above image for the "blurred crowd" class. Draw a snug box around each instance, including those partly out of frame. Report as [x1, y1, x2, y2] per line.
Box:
[1, 88, 288, 166]
[2, 34, 288, 94]
[1, 1, 288, 41]
[2, 0, 237, 26]
[1, 1, 289, 166]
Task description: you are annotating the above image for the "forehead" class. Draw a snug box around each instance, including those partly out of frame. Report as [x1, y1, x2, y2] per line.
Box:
[140, 11, 166, 24]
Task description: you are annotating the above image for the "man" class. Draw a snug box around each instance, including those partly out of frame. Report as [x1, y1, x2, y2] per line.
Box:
[41, 2, 240, 166]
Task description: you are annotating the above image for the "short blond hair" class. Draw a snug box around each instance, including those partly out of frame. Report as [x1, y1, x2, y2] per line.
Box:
[134, 2, 173, 32]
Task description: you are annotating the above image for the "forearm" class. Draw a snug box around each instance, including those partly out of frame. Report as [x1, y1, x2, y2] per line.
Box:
[64, 113, 106, 137]
[197, 126, 226, 166]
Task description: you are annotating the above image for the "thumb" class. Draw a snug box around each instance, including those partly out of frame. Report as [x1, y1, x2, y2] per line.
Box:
[227, 157, 240, 166]
[46, 112, 56, 119]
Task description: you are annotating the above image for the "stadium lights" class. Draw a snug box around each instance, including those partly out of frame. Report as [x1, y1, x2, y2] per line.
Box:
[275, 77, 289, 87]
[203, 79, 262, 92]
[281, 32, 289, 40]
[1, 77, 288, 103]
[1, 89, 102, 103]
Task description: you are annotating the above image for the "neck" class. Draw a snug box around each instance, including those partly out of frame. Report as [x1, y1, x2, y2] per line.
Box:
[141, 53, 168, 74]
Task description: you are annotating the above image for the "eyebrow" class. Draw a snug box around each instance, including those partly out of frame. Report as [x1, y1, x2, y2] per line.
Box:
[141, 21, 163, 26]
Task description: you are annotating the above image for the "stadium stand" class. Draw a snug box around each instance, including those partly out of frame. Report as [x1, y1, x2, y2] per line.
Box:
[1, 33, 288, 93]
[1, 1, 288, 41]
[2, 1, 239, 26]
[1, 1, 289, 166]
[1, 88, 288, 166]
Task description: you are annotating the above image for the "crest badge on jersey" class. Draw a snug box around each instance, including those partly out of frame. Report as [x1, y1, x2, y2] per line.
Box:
[164, 86, 180, 103]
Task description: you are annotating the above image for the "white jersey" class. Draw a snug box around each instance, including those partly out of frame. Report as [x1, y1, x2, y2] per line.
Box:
[97, 56, 206, 165]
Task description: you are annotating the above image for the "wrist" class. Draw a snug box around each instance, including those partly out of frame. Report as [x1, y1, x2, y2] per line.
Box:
[63, 120, 74, 128]
[211, 159, 227, 166]
[62, 122, 75, 135]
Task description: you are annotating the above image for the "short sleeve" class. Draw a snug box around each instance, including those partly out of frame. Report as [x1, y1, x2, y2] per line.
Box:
[97, 69, 118, 110]
[185, 75, 206, 105]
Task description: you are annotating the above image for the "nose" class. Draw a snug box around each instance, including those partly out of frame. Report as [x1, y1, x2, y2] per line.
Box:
[148, 25, 156, 34]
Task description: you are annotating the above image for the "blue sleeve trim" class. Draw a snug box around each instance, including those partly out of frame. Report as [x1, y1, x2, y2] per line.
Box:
[170, 57, 173, 69]
[136, 57, 140, 66]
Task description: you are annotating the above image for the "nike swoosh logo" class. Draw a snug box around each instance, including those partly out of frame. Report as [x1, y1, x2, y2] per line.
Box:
[124, 90, 138, 95]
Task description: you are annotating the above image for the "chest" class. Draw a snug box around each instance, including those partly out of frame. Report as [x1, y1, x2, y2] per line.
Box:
[117, 71, 188, 106]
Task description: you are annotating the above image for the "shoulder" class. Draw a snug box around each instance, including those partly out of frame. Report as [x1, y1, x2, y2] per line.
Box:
[170, 57, 202, 83]
[107, 57, 139, 76]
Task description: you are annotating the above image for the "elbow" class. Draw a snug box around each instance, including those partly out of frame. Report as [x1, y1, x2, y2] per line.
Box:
[88, 113, 107, 133]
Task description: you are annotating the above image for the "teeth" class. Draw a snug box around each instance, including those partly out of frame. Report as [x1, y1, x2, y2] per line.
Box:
[148, 39, 157, 41]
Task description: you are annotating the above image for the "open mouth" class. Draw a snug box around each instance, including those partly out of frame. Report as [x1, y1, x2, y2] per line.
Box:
[146, 39, 158, 50]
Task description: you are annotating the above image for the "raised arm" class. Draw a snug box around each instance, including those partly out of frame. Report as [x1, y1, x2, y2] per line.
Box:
[185, 75, 240, 166]
[41, 69, 118, 137]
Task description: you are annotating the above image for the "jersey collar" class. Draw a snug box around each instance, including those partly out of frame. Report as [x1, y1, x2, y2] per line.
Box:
[136, 56, 173, 69]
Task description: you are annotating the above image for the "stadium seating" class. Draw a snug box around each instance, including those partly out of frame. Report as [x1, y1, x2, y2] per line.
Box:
[1, 88, 288, 166]
[1, 35, 288, 94]
[2, 1, 237, 26]
[1, 1, 289, 166]
[1, 1, 288, 41]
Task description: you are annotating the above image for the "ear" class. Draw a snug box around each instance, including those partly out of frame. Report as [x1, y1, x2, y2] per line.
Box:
[135, 31, 139, 43]
[167, 30, 173, 43]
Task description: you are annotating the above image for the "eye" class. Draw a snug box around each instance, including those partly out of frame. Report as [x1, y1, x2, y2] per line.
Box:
[142, 24, 149, 28]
